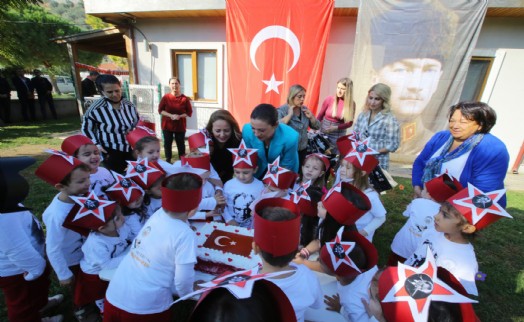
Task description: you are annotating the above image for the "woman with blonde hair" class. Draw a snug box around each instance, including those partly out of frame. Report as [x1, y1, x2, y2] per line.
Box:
[353, 83, 400, 170]
[317, 77, 356, 154]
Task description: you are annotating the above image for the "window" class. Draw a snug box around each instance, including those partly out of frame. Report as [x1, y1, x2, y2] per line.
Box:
[460, 57, 494, 102]
[172, 50, 217, 101]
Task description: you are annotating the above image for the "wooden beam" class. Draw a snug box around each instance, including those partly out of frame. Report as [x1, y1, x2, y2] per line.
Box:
[123, 28, 138, 84]
[66, 43, 84, 118]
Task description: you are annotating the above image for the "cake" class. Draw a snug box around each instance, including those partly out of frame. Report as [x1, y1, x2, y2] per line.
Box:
[195, 222, 262, 276]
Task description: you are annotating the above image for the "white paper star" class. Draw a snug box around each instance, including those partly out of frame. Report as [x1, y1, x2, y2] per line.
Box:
[326, 227, 360, 272]
[262, 73, 284, 94]
[45, 148, 76, 165]
[228, 139, 258, 167]
[343, 139, 378, 167]
[325, 182, 342, 200]
[106, 171, 143, 202]
[452, 184, 511, 225]
[291, 180, 311, 204]
[125, 158, 161, 186]
[262, 156, 290, 186]
[136, 125, 156, 136]
[70, 191, 115, 222]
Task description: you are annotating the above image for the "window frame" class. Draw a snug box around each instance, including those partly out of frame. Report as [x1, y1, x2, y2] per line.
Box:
[462, 56, 494, 101]
[171, 49, 218, 102]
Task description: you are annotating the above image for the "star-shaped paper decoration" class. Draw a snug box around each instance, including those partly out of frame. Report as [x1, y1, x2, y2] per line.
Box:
[262, 156, 290, 186]
[344, 139, 379, 167]
[125, 158, 161, 185]
[291, 180, 311, 204]
[228, 139, 258, 167]
[452, 184, 511, 225]
[44, 148, 76, 165]
[325, 182, 342, 200]
[136, 125, 156, 136]
[326, 227, 360, 272]
[382, 247, 476, 322]
[70, 191, 115, 222]
[195, 129, 212, 154]
[262, 73, 284, 94]
[348, 131, 360, 142]
[172, 267, 292, 304]
[106, 171, 143, 202]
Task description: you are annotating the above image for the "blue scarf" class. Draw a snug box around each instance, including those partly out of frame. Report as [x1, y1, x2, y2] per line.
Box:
[422, 133, 484, 184]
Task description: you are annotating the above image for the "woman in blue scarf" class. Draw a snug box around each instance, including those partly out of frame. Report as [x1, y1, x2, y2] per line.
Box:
[412, 102, 509, 207]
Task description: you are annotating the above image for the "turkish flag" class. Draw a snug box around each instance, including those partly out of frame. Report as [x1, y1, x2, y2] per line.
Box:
[226, 0, 334, 125]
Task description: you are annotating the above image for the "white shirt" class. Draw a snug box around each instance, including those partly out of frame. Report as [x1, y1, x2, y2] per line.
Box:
[145, 197, 162, 220]
[390, 198, 441, 259]
[43, 194, 84, 281]
[355, 189, 387, 241]
[430, 145, 472, 180]
[405, 229, 478, 295]
[191, 180, 218, 221]
[80, 224, 132, 274]
[124, 212, 145, 242]
[90, 166, 115, 197]
[338, 266, 378, 322]
[105, 209, 197, 314]
[267, 263, 323, 322]
[223, 177, 264, 227]
[0, 210, 46, 280]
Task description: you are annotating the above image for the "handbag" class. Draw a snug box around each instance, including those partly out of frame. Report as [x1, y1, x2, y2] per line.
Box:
[306, 131, 332, 154]
[369, 166, 398, 192]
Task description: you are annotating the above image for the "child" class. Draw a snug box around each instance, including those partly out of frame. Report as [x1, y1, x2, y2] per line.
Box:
[294, 181, 371, 273]
[187, 130, 224, 189]
[0, 157, 63, 322]
[262, 156, 298, 198]
[320, 227, 379, 322]
[106, 172, 146, 241]
[389, 173, 462, 265]
[297, 153, 330, 193]
[35, 150, 91, 288]
[223, 139, 264, 227]
[62, 134, 115, 197]
[342, 139, 387, 242]
[405, 183, 512, 296]
[290, 180, 324, 247]
[104, 172, 203, 321]
[125, 158, 166, 219]
[127, 126, 176, 174]
[63, 193, 131, 318]
[253, 197, 323, 322]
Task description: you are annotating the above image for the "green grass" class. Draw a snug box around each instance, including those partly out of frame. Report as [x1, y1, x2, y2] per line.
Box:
[1, 118, 523, 321]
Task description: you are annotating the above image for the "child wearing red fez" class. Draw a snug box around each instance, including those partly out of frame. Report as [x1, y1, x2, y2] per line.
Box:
[104, 172, 203, 322]
[389, 173, 462, 265]
[127, 126, 177, 174]
[253, 198, 323, 322]
[320, 227, 379, 321]
[296, 153, 330, 193]
[62, 194, 131, 319]
[223, 139, 264, 227]
[61, 134, 115, 197]
[0, 157, 63, 322]
[290, 179, 324, 248]
[187, 130, 225, 189]
[405, 183, 512, 296]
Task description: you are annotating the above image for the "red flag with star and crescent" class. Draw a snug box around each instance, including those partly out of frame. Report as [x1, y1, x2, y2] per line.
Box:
[226, 0, 335, 125]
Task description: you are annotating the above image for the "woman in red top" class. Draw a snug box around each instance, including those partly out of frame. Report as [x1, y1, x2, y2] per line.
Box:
[158, 77, 193, 162]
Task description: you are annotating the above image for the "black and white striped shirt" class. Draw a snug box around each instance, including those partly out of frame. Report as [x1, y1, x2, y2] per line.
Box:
[82, 98, 140, 152]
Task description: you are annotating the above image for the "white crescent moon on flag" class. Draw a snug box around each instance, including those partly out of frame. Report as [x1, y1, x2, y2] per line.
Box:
[250, 25, 301, 72]
[214, 235, 231, 247]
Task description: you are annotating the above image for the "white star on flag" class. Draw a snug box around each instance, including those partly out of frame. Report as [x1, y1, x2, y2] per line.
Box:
[452, 184, 511, 225]
[325, 182, 342, 200]
[382, 247, 476, 322]
[344, 139, 378, 167]
[291, 180, 311, 204]
[70, 191, 115, 222]
[228, 139, 258, 167]
[326, 227, 360, 272]
[262, 156, 289, 186]
[106, 171, 143, 202]
[262, 73, 284, 94]
[125, 158, 161, 186]
[44, 149, 76, 165]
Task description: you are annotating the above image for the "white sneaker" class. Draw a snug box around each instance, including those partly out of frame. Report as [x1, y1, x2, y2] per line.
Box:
[40, 294, 64, 312]
[41, 314, 64, 322]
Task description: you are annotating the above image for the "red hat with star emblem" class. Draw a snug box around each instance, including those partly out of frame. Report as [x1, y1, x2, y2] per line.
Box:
[262, 156, 298, 190]
[228, 139, 258, 169]
[125, 158, 165, 190]
[320, 227, 378, 278]
[290, 181, 322, 217]
[305, 153, 330, 171]
[425, 173, 463, 203]
[322, 181, 371, 225]
[188, 130, 212, 151]
[126, 125, 157, 149]
[378, 247, 477, 322]
[447, 183, 512, 231]
[61, 134, 94, 156]
[343, 139, 379, 173]
[253, 197, 301, 256]
[180, 153, 211, 171]
[161, 172, 203, 213]
[105, 171, 144, 206]
[336, 131, 360, 156]
[137, 119, 156, 131]
[62, 191, 118, 236]
[35, 149, 86, 186]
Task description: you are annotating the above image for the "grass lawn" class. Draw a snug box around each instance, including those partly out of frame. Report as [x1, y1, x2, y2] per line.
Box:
[1, 118, 523, 321]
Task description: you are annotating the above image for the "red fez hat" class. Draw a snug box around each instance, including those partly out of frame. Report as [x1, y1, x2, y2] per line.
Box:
[290, 181, 317, 217]
[63, 191, 118, 236]
[61, 134, 94, 155]
[378, 247, 477, 322]
[262, 156, 298, 190]
[137, 119, 156, 131]
[343, 139, 379, 173]
[105, 172, 144, 206]
[180, 153, 211, 171]
[305, 153, 330, 171]
[254, 198, 301, 256]
[322, 181, 371, 225]
[425, 173, 463, 203]
[126, 125, 157, 149]
[336, 131, 360, 156]
[161, 172, 203, 212]
[125, 158, 165, 190]
[188, 130, 212, 151]
[228, 139, 258, 169]
[448, 183, 511, 231]
[35, 149, 85, 186]
[320, 228, 378, 278]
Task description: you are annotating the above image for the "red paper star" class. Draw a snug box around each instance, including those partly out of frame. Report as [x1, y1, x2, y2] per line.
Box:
[291, 180, 311, 204]
[106, 171, 143, 202]
[228, 139, 258, 167]
[125, 158, 161, 186]
[262, 156, 290, 186]
[452, 184, 511, 225]
[325, 181, 342, 200]
[70, 191, 115, 222]
[326, 227, 360, 272]
[45, 148, 76, 165]
[343, 139, 378, 167]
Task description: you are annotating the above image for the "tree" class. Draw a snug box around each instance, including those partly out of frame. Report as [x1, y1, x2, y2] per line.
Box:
[0, 0, 43, 17]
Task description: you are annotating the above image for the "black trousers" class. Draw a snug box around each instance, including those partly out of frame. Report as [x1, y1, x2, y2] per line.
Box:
[102, 148, 135, 174]
[162, 130, 186, 162]
[0, 97, 11, 123]
[19, 97, 36, 121]
[37, 93, 57, 120]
